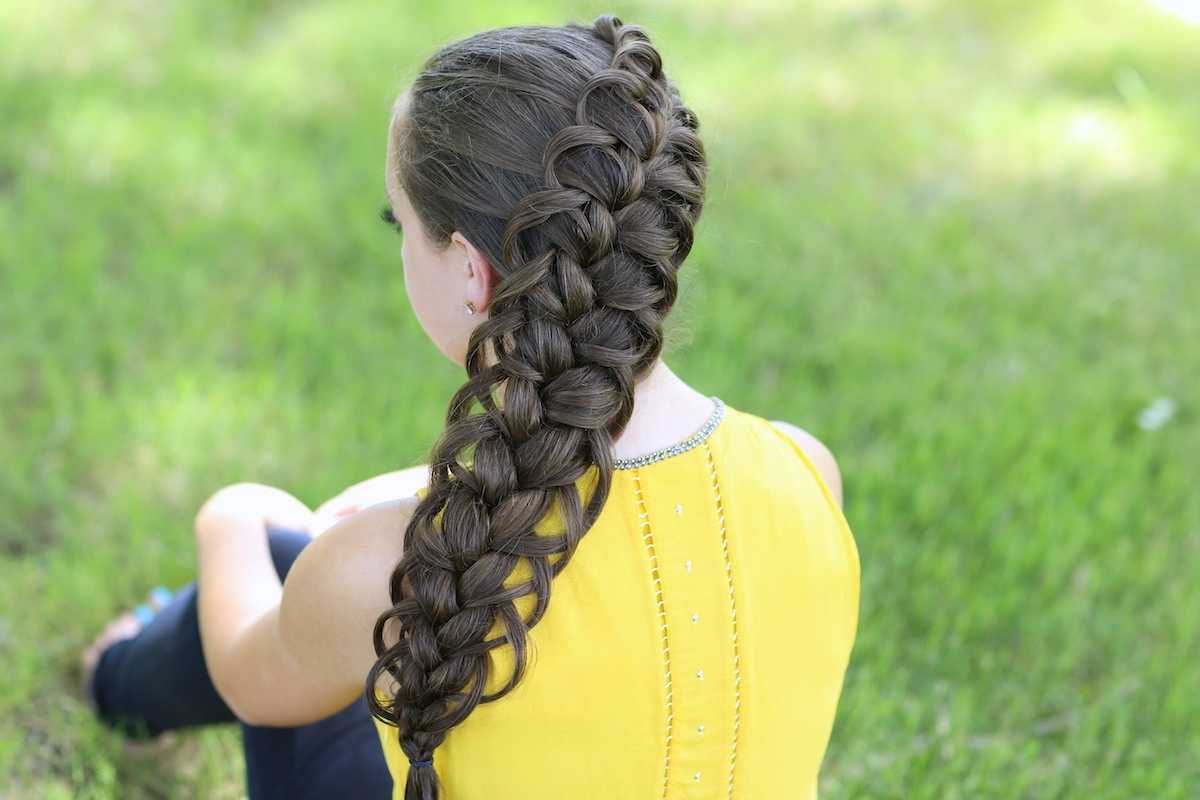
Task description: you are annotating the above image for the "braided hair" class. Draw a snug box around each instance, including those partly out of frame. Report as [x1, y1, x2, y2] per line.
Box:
[366, 16, 706, 799]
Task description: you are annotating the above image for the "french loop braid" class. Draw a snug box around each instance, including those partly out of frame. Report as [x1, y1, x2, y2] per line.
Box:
[366, 16, 706, 799]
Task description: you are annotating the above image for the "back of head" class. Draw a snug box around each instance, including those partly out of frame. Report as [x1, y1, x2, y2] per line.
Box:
[368, 16, 706, 799]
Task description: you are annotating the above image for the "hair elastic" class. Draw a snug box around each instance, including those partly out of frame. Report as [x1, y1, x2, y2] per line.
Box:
[409, 758, 435, 770]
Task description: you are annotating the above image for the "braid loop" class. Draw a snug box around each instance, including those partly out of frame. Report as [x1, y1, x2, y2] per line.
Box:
[366, 16, 706, 799]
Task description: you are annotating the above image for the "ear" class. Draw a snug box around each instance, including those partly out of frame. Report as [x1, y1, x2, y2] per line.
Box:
[451, 231, 498, 314]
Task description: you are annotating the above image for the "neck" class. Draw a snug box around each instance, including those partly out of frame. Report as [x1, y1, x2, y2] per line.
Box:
[613, 361, 715, 461]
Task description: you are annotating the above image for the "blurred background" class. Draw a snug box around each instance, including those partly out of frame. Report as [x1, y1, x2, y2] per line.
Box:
[1, 0, 1197, 797]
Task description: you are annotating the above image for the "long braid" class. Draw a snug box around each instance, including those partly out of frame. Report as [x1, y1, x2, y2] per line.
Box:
[366, 17, 706, 799]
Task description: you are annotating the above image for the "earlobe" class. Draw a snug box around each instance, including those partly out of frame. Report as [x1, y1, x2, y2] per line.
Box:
[451, 231, 497, 314]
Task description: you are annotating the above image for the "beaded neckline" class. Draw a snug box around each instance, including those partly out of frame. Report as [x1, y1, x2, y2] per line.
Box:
[613, 398, 726, 471]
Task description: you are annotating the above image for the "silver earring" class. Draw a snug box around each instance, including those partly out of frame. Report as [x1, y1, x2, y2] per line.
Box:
[460, 300, 476, 315]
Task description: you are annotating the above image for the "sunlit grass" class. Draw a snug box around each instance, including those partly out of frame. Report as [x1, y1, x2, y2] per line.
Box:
[1, 0, 1198, 796]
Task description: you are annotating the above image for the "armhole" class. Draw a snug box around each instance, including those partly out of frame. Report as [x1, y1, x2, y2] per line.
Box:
[763, 419, 861, 655]
[765, 421, 843, 512]
[780, 433, 849, 528]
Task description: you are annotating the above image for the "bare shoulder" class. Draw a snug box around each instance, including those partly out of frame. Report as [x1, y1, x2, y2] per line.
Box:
[307, 496, 416, 568]
[291, 497, 416, 620]
[768, 420, 843, 507]
[276, 497, 417, 691]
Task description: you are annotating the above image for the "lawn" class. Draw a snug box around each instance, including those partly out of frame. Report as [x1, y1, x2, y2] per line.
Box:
[1, 0, 1197, 797]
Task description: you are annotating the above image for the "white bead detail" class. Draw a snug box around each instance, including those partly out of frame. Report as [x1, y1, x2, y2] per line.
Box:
[614, 399, 725, 470]
[699, 725, 706, 734]
[692, 614, 699, 623]
[695, 773, 702, 781]
[675, 504, 683, 515]
[697, 670, 704, 680]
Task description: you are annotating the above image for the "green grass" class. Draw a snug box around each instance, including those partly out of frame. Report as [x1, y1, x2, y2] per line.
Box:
[2, 0, 1198, 796]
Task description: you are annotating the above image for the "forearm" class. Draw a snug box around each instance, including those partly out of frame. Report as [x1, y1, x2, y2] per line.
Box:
[194, 484, 308, 708]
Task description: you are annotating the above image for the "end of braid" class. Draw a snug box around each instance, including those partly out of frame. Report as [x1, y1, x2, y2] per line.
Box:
[402, 754, 441, 800]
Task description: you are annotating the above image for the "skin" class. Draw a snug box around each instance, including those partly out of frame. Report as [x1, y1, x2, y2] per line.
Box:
[86, 141, 843, 729]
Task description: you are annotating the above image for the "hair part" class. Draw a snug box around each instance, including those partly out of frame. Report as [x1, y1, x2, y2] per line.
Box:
[367, 16, 706, 799]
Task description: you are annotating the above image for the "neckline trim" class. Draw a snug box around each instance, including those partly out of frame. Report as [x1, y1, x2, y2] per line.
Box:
[613, 398, 726, 471]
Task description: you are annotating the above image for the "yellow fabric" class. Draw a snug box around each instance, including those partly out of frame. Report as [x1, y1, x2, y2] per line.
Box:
[375, 404, 860, 799]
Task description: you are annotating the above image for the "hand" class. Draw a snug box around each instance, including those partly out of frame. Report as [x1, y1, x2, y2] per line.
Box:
[312, 465, 430, 535]
[196, 483, 317, 540]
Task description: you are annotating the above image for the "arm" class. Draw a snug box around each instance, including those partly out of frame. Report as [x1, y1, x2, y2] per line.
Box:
[195, 483, 412, 726]
[769, 421, 843, 508]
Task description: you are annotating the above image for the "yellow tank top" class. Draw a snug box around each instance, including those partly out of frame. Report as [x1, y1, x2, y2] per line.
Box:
[374, 401, 860, 799]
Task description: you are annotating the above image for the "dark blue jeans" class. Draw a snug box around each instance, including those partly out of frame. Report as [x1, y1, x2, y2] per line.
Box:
[90, 528, 393, 800]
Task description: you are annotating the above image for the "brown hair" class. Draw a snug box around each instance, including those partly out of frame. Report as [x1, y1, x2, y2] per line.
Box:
[366, 16, 706, 799]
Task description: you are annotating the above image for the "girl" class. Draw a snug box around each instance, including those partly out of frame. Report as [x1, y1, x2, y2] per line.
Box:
[85, 15, 859, 800]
